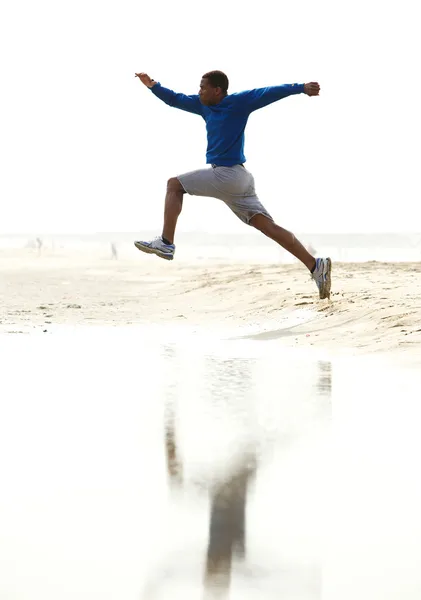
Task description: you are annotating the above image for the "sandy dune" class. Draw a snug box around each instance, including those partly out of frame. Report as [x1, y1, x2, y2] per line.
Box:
[1, 250, 420, 363]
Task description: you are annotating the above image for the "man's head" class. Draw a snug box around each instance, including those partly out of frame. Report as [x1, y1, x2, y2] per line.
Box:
[199, 70, 229, 106]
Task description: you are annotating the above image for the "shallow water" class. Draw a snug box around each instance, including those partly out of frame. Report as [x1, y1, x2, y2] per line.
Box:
[0, 328, 420, 599]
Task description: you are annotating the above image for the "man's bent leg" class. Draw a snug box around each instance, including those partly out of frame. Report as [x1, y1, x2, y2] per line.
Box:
[162, 177, 185, 244]
[250, 213, 315, 271]
[134, 176, 184, 260]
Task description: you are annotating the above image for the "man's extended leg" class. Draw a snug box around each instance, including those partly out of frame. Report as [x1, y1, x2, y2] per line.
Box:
[250, 213, 332, 299]
[250, 213, 315, 269]
[134, 177, 185, 260]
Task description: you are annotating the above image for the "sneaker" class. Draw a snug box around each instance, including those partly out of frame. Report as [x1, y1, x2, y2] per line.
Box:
[311, 257, 332, 299]
[134, 236, 175, 261]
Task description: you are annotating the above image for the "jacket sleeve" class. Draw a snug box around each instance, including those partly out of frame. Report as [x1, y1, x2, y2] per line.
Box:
[234, 84, 305, 113]
[150, 83, 203, 116]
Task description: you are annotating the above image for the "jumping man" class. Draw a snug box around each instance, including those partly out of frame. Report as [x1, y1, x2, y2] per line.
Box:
[134, 71, 331, 299]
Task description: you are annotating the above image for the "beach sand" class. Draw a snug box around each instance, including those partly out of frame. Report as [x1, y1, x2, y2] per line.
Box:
[1, 250, 420, 363]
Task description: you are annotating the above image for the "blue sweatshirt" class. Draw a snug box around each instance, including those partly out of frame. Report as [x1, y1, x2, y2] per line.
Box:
[150, 82, 305, 166]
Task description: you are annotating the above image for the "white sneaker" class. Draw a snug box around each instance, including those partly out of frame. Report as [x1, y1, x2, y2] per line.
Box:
[134, 236, 175, 261]
[312, 257, 332, 299]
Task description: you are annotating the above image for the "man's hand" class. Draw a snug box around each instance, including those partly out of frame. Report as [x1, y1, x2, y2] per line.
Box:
[135, 72, 157, 88]
[303, 82, 320, 96]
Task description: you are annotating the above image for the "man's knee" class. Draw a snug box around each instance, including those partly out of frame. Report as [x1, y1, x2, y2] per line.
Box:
[250, 213, 275, 235]
[167, 177, 185, 193]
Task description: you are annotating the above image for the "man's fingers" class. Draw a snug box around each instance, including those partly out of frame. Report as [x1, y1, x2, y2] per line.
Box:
[135, 72, 153, 86]
[306, 82, 320, 96]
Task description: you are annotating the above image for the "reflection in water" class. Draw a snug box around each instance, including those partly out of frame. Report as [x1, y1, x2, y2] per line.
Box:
[156, 346, 332, 599]
[165, 400, 183, 485]
[204, 455, 257, 599]
[162, 345, 183, 486]
[316, 360, 332, 398]
[3, 334, 421, 599]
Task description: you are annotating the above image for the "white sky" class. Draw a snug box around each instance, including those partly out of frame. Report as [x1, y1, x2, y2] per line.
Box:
[1, 0, 420, 234]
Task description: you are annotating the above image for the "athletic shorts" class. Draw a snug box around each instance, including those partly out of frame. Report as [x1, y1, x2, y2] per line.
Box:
[177, 164, 273, 225]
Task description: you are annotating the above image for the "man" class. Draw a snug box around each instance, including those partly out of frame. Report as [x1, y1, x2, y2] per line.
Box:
[134, 71, 331, 299]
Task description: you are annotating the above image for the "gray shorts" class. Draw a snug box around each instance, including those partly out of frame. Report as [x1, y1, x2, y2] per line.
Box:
[177, 165, 273, 225]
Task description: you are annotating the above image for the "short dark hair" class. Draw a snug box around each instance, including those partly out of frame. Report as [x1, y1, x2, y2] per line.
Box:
[202, 70, 229, 94]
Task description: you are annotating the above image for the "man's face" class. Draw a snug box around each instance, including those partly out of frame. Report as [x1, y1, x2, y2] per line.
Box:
[199, 78, 221, 106]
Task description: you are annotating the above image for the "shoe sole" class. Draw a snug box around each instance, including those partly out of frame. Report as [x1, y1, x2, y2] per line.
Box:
[319, 258, 332, 300]
[134, 241, 174, 261]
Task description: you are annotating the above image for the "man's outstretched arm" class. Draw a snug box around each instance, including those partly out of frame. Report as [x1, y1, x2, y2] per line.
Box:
[135, 72, 203, 116]
[235, 82, 320, 113]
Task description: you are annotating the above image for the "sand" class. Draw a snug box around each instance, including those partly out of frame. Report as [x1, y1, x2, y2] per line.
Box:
[1, 249, 420, 363]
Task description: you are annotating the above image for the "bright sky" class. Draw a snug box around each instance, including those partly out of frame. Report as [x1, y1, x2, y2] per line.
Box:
[1, 0, 419, 234]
